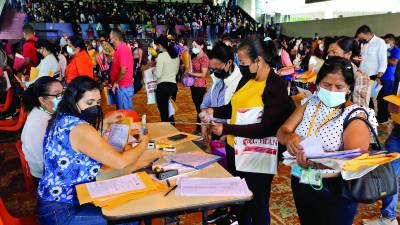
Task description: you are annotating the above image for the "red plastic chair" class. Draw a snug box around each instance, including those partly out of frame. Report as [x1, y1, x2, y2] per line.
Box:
[0, 109, 27, 132]
[0, 88, 13, 113]
[0, 197, 39, 225]
[104, 109, 140, 122]
[15, 141, 35, 196]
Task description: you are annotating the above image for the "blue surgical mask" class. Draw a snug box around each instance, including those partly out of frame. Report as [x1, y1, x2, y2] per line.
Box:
[52, 96, 62, 111]
[317, 87, 347, 108]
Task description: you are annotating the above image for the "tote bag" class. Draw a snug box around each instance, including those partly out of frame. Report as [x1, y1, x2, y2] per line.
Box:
[234, 107, 278, 174]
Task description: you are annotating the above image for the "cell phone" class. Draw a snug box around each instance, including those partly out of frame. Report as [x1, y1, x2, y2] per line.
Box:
[167, 134, 188, 141]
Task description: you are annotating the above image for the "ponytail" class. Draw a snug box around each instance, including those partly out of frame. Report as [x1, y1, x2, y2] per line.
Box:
[35, 39, 59, 62]
[238, 37, 279, 67]
[22, 76, 61, 113]
[154, 35, 178, 59]
[336, 37, 361, 59]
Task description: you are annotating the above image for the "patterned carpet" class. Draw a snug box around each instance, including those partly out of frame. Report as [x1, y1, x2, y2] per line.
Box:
[0, 82, 397, 225]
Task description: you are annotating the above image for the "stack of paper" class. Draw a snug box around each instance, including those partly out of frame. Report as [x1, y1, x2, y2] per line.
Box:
[76, 172, 167, 208]
[164, 152, 221, 169]
[175, 177, 252, 197]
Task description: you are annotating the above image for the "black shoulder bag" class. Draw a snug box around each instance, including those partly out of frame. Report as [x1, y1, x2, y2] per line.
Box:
[341, 108, 396, 204]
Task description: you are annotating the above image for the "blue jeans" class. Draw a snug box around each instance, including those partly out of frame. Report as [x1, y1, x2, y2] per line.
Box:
[381, 134, 400, 219]
[36, 198, 139, 225]
[115, 86, 134, 110]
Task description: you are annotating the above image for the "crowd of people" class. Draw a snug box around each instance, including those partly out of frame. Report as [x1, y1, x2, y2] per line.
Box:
[1, 3, 400, 223]
[23, 0, 257, 40]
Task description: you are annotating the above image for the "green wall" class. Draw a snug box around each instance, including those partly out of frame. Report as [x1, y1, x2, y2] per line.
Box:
[281, 13, 400, 38]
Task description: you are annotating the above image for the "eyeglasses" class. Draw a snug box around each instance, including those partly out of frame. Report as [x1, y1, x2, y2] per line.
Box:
[44, 89, 64, 99]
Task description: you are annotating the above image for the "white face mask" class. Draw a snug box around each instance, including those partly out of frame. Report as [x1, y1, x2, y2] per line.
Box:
[387, 43, 392, 50]
[192, 47, 200, 55]
[317, 87, 347, 107]
[67, 46, 75, 56]
[319, 43, 324, 51]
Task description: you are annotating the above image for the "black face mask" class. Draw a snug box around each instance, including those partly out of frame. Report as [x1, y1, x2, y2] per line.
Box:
[80, 105, 101, 127]
[211, 63, 231, 80]
[360, 39, 369, 45]
[239, 65, 257, 80]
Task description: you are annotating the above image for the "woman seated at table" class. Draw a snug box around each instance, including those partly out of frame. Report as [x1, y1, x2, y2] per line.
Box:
[36, 76, 146, 225]
[277, 56, 378, 225]
[21, 76, 63, 186]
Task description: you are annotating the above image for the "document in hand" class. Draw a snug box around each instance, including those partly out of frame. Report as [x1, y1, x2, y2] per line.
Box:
[107, 124, 130, 152]
[165, 152, 221, 169]
[300, 136, 363, 159]
[76, 172, 167, 208]
[175, 177, 252, 197]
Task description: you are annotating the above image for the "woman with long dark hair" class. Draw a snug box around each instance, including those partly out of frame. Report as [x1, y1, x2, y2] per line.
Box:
[65, 36, 94, 84]
[327, 37, 371, 107]
[153, 35, 180, 122]
[21, 76, 63, 185]
[208, 38, 295, 225]
[36, 76, 145, 225]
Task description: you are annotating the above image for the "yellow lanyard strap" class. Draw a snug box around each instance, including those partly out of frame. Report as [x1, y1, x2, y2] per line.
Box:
[307, 102, 339, 137]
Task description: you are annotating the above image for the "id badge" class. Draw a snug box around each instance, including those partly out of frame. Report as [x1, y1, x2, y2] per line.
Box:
[291, 164, 302, 178]
[300, 168, 322, 187]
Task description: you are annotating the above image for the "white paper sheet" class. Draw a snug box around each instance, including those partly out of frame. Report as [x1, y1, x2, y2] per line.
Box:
[86, 174, 146, 199]
[175, 177, 252, 197]
[107, 124, 129, 152]
[300, 136, 325, 158]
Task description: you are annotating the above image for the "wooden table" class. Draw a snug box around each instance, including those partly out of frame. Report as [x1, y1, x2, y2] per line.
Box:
[97, 122, 252, 225]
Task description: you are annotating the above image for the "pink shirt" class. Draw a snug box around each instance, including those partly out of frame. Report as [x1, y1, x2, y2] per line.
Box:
[280, 49, 294, 75]
[110, 43, 134, 88]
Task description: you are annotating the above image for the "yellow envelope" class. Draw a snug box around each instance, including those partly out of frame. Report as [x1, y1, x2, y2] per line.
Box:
[384, 95, 400, 106]
[29, 67, 39, 81]
[75, 172, 160, 205]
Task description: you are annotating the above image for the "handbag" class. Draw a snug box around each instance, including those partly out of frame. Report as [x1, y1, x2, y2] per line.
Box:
[341, 107, 396, 204]
[182, 73, 195, 87]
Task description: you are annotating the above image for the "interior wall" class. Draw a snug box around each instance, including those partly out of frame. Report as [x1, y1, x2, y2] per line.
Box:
[281, 13, 400, 38]
[237, 0, 255, 18]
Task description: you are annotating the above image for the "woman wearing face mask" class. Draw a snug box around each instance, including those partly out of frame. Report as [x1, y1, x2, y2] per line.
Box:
[15, 39, 61, 88]
[276, 39, 295, 76]
[200, 42, 242, 140]
[327, 37, 371, 107]
[277, 56, 378, 225]
[21, 77, 63, 186]
[65, 36, 94, 84]
[187, 38, 209, 133]
[153, 35, 180, 122]
[208, 39, 295, 225]
[36, 76, 146, 225]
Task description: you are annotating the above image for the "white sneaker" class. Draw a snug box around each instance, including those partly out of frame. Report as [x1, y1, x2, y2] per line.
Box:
[362, 216, 399, 225]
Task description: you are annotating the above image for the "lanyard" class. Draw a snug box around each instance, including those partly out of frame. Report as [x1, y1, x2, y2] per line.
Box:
[307, 102, 339, 137]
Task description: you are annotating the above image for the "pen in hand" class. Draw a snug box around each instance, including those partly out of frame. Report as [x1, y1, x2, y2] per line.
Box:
[164, 185, 177, 197]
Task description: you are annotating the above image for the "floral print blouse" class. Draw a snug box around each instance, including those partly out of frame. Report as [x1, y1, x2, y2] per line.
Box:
[38, 114, 101, 205]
